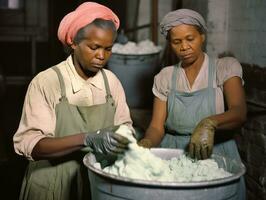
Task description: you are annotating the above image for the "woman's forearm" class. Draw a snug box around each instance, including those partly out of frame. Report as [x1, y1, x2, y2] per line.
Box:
[142, 97, 168, 147]
[209, 105, 246, 130]
[32, 133, 86, 160]
[213, 76, 247, 130]
[144, 126, 165, 147]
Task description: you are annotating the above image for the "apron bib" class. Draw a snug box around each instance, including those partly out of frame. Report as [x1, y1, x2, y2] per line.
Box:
[160, 58, 245, 200]
[161, 58, 215, 149]
[19, 67, 116, 200]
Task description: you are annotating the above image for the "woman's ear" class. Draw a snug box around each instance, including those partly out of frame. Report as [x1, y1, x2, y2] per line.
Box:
[70, 43, 77, 50]
[201, 34, 206, 43]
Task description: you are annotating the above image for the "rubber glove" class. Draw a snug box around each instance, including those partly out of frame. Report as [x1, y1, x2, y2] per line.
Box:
[84, 129, 130, 156]
[189, 118, 218, 160]
[137, 138, 152, 148]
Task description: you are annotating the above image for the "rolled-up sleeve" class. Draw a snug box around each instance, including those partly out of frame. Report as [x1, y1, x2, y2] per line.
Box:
[13, 73, 57, 160]
[152, 67, 173, 101]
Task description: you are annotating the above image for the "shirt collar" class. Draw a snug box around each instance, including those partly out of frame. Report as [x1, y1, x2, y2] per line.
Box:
[89, 70, 105, 90]
[66, 55, 105, 93]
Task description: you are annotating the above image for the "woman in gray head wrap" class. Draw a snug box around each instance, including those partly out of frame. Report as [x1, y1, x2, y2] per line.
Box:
[160, 8, 207, 38]
[138, 8, 246, 200]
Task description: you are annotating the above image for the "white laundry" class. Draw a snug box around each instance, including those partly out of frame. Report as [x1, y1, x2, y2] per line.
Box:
[111, 40, 161, 55]
[98, 125, 232, 182]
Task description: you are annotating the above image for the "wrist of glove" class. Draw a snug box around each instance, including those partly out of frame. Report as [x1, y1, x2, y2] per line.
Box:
[84, 129, 129, 156]
[137, 138, 152, 148]
[189, 118, 218, 160]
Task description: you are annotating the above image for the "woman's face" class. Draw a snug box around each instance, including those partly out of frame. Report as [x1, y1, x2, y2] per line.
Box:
[169, 24, 205, 66]
[72, 25, 115, 79]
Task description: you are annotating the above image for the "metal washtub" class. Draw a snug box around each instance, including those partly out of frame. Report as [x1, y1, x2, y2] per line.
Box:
[107, 52, 160, 108]
[83, 148, 246, 200]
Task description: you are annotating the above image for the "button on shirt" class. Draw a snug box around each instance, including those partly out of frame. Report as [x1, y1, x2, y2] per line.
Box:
[13, 56, 133, 160]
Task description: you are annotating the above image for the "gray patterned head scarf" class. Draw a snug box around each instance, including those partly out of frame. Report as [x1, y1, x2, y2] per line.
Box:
[160, 8, 207, 37]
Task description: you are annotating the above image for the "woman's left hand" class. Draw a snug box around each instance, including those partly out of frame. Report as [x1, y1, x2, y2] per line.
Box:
[189, 118, 218, 160]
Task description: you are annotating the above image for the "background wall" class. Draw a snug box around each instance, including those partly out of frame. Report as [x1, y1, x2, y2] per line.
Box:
[228, 0, 266, 66]
[135, 0, 173, 47]
[205, 0, 266, 67]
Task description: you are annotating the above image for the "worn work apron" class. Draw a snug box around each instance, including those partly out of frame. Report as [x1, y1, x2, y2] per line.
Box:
[19, 67, 116, 200]
[160, 58, 245, 200]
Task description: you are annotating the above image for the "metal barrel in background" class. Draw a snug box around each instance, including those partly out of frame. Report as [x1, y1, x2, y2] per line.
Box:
[107, 52, 160, 108]
[83, 148, 246, 200]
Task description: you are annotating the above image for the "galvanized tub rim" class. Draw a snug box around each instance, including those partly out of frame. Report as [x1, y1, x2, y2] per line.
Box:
[83, 148, 246, 188]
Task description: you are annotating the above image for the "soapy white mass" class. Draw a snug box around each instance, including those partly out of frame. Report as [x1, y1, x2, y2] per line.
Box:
[98, 125, 232, 182]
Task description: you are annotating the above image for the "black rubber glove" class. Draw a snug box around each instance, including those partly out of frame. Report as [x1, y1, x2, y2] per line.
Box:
[189, 118, 218, 160]
[84, 129, 130, 156]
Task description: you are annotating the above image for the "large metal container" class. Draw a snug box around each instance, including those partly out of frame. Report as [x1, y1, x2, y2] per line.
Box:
[107, 52, 160, 108]
[83, 148, 246, 200]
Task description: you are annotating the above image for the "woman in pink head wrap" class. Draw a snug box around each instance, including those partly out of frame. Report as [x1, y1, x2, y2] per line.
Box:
[13, 2, 134, 200]
[57, 1, 120, 46]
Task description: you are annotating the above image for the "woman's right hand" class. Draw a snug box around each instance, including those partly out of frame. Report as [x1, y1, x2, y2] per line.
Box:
[189, 118, 218, 160]
[84, 129, 130, 156]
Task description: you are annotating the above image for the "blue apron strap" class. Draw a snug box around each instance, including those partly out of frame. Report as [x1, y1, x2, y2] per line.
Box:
[171, 63, 180, 91]
[208, 57, 216, 115]
[208, 57, 215, 88]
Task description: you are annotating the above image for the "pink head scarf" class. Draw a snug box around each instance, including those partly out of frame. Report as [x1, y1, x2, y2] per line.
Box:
[57, 2, 120, 46]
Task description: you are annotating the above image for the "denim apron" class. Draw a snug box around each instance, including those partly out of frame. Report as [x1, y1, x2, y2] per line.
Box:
[19, 67, 116, 200]
[160, 58, 245, 200]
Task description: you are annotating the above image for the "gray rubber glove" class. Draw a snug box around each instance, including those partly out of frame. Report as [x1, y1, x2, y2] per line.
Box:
[84, 129, 130, 156]
[189, 118, 218, 160]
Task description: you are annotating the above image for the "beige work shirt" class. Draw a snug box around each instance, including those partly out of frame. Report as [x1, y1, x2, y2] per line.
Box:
[153, 54, 244, 114]
[14, 56, 133, 160]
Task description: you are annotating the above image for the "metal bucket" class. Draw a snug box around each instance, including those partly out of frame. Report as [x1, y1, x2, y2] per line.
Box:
[83, 148, 246, 200]
[107, 52, 160, 108]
